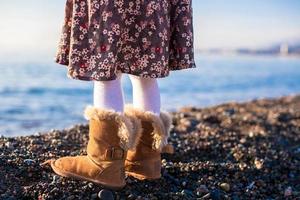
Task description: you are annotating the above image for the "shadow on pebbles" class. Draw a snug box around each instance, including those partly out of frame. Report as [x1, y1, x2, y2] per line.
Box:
[0, 95, 299, 199]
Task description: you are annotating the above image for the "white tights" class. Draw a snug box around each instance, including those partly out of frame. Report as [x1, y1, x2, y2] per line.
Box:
[93, 73, 124, 112]
[93, 73, 161, 114]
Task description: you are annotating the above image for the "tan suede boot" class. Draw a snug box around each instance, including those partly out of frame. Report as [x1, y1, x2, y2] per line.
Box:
[124, 105, 172, 180]
[44, 106, 139, 189]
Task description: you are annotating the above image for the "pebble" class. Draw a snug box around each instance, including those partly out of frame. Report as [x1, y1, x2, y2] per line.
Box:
[196, 185, 209, 195]
[164, 173, 180, 185]
[224, 108, 235, 116]
[90, 193, 98, 200]
[5, 141, 14, 149]
[254, 158, 264, 169]
[98, 189, 114, 200]
[219, 183, 230, 192]
[51, 175, 59, 184]
[210, 189, 222, 200]
[88, 182, 93, 188]
[181, 189, 194, 197]
[284, 186, 292, 197]
[232, 195, 240, 200]
[246, 181, 255, 190]
[24, 159, 36, 165]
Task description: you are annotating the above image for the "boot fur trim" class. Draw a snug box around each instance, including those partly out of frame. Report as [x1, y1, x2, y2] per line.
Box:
[83, 105, 139, 151]
[125, 113, 143, 151]
[124, 105, 172, 151]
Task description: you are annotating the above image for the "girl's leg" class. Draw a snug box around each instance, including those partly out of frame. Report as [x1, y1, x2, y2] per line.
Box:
[125, 75, 170, 180]
[48, 73, 139, 189]
[93, 72, 124, 112]
[128, 74, 161, 115]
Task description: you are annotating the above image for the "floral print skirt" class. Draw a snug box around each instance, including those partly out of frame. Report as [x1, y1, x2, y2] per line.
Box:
[55, 0, 196, 81]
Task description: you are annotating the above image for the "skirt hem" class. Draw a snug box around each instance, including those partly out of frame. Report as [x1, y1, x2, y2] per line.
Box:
[56, 60, 197, 81]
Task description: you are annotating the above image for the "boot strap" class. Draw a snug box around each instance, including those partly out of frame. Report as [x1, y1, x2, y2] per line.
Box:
[105, 147, 125, 160]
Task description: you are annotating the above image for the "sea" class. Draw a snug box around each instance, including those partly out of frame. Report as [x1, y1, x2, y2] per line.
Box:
[1, 53, 300, 136]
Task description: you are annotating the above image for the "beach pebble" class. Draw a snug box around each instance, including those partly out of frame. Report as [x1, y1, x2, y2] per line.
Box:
[246, 181, 255, 190]
[5, 141, 14, 149]
[24, 159, 36, 165]
[98, 189, 114, 200]
[66, 195, 75, 200]
[210, 189, 222, 200]
[50, 175, 59, 185]
[232, 195, 240, 200]
[224, 108, 235, 116]
[284, 186, 292, 197]
[196, 185, 209, 195]
[181, 189, 194, 197]
[277, 112, 293, 122]
[220, 183, 230, 192]
[90, 193, 98, 199]
[254, 158, 264, 169]
[88, 183, 94, 188]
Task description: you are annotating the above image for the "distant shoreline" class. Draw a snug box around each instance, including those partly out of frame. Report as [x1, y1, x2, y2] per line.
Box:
[195, 50, 300, 58]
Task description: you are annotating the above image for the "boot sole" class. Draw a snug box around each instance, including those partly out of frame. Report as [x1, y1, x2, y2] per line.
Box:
[125, 159, 161, 181]
[126, 171, 161, 180]
[50, 160, 125, 190]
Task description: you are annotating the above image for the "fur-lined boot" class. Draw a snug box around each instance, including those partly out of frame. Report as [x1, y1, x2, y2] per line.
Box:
[124, 105, 172, 180]
[45, 106, 140, 189]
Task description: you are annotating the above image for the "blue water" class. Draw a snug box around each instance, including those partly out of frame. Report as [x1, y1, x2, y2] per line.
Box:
[1, 54, 300, 136]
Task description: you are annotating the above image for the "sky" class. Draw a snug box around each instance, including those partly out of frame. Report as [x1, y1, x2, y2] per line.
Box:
[0, 0, 300, 61]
